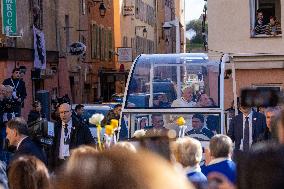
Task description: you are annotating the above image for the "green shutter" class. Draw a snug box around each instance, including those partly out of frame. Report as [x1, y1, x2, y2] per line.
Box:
[108, 30, 113, 61]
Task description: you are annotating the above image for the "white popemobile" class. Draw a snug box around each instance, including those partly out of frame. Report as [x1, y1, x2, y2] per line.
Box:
[119, 53, 230, 148]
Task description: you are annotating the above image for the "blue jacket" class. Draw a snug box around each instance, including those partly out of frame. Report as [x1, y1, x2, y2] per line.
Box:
[202, 159, 236, 183]
[187, 171, 207, 183]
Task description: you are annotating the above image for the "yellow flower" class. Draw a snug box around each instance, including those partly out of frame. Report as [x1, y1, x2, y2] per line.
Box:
[105, 125, 114, 136]
[110, 119, 119, 129]
[176, 117, 186, 127]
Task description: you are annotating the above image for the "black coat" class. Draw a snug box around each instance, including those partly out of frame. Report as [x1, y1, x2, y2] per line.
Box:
[51, 117, 94, 168]
[257, 127, 272, 142]
[11, 137, 47, 165]
[228, 111, 266, 150]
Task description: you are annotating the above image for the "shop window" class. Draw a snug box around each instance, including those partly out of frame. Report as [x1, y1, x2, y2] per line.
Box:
[250, 0, 282, 37]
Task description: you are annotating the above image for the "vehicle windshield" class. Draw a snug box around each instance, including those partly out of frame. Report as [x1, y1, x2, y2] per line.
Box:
[83, 108, 110, 120]
[125, 54, 220, 109]
[122, 112, 221, 140]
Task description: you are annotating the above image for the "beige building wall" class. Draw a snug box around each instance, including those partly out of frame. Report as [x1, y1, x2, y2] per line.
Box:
[156, 0, 176, 54]
[42, 0, 57, 51]
[156, 0, 166, 54]
[117, 0, 156, 70]
[57, 0, 80, 56]
[208, 0, 284, 56]
[208, 0, 284, 109]
[56, 0, 83, 103]
[175, 0, 186, 53]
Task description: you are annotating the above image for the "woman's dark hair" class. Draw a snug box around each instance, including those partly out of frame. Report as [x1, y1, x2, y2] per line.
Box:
[8, 156, 50, 189]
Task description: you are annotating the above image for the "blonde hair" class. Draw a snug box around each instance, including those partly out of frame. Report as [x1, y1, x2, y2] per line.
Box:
[114, 141, 137, 152]
[174, 137, 202, 167]
[66, 145, 98, 173]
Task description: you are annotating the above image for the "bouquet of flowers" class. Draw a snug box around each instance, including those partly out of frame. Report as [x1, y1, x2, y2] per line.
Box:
[89, 113, 104, 150]
[104, 119, 119, 148]
[89, 114, 120, 150]
[176, 116, 187, 138]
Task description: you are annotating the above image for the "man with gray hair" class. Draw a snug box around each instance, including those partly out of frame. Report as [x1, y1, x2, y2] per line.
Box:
[6, 117, 46, 165]
[173, 137, 207, 185]
[202, 134, 236, 183]
[171, 85, 196, 107]
[258, 107, 280, 141]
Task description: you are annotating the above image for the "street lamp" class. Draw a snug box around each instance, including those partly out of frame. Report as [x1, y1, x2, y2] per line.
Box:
[89, 0, 107, 18]
[99, 2, 107, 17]
[162, 18, 180, 53]
[135, 26, 148, 38]
[202, 2, 208, 51]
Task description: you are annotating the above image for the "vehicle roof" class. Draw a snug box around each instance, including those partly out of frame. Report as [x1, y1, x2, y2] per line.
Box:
[71, 104, 112, 110]
[136, 53, 209, 64]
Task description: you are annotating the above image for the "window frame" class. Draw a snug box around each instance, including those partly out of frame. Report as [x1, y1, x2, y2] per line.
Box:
[250, 0, 282, 38]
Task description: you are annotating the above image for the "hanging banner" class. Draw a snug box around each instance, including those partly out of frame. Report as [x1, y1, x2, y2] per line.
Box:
[1, 0, 17, 35]
[33, 26, 46, 69]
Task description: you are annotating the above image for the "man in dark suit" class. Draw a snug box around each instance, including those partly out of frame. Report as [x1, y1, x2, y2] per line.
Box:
[72, 104, 87, 125]
[228, 105, 266, 151]
[6, 117, 46, 165]
[51, 103, 94, 169]
[186, 114, 214, 141]
[2, 68, 27, 117]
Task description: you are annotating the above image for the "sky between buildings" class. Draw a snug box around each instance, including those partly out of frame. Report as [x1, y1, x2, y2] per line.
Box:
[185, 0, 205, 39]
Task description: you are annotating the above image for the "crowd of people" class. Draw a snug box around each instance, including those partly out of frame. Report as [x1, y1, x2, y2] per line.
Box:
[0, 68, 27, 150]
[1, 68, 284, 189]
[0, 104, 284, 189]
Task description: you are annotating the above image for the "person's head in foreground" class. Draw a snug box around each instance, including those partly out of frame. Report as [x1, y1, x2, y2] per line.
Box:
[209, 134, 233, 159]
[8, 156, 50, 189]
[173, 137, 203, 168]
[53, 146, 193, 189]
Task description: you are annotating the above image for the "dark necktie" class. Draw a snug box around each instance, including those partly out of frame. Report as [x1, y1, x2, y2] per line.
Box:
[64, 124, 70, 145]
[243, 117, 250, 152]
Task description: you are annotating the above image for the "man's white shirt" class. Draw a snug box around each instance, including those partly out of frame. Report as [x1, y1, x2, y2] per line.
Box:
[171, 97, 196, 107]
[16, 136, 28, 150]
[59, 119, 72, 159]
[240, 111, 253, 150]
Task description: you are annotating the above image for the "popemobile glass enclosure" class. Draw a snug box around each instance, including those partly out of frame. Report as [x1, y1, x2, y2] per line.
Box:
[120, 53, 226, 144]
